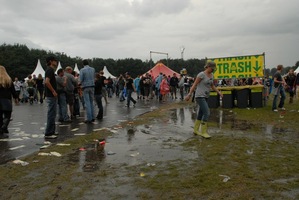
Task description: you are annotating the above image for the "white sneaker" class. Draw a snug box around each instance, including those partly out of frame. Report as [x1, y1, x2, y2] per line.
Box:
[273, 109, 278, 112]
[44, 135, 57, 139]
[280, 107, 286, 111]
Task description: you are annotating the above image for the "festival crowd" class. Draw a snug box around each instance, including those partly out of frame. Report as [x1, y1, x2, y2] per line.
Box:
[1, 58, 299, 139]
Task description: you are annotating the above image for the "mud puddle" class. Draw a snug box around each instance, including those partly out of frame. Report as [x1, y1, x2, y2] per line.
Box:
[55, 106, 299, 199]
[68, 106, 298, 173]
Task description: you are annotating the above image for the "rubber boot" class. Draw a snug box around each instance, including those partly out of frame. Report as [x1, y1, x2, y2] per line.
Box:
[193, 120, 201, 135]
[2, 117, 10, 134]
[200, 122, 211, 139]
[0, 129, 8, 138]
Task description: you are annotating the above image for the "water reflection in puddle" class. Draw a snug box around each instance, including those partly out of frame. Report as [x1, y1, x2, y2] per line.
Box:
[70, 142, 106, 172]
[170, 106, 297, 140]
[69, 106, 297, 172]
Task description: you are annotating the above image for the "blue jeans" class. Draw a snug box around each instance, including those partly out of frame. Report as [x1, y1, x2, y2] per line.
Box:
[83, 87, 95, 121]
[196, 97, 210, 122]
[45, 97, 57, 135]
[119, 89, 126, 101]
[95, 94, 103, 119]
[126, 89, 136, 107]
[272, 86, 286, 110]
[58, 93, 69, 121]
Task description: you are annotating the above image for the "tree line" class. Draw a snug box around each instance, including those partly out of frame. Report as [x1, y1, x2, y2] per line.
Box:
[0, 43, 298, 80]
[0, 43, 206, 80]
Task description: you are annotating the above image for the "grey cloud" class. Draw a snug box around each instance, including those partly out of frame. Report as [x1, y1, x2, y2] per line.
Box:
[0, 0, 298, 68]
[130, 0, 192, 17]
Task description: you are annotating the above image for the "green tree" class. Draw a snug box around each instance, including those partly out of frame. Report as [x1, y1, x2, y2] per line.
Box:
[0, 43, 209, 80]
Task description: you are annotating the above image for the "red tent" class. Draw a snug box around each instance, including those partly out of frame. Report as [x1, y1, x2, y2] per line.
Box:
[145, 62, 180, 79]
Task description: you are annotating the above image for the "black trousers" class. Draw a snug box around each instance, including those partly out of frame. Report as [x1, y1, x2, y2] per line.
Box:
[0, 110, 12, 131]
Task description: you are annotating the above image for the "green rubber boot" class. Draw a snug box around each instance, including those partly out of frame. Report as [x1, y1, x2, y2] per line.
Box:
[200, 122, 211, 139]
[193, 120, 201, 135]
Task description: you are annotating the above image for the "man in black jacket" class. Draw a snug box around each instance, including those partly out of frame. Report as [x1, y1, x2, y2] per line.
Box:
[169, 73, 179, 99]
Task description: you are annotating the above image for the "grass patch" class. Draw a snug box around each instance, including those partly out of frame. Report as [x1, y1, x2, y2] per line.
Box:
[133, 135, 299, 199]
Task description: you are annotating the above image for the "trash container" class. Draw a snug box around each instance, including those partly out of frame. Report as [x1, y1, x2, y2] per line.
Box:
[236, 88, 249, 108]
[221, 90, 234, 108]
[250, 87, 263, 108]
[208, 92, 219, 108]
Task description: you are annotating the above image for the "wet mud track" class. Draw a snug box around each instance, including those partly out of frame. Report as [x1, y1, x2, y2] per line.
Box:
[0, 103, 298, 199]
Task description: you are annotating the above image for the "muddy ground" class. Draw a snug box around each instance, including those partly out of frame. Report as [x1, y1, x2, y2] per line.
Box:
[0, 101, 298, 200]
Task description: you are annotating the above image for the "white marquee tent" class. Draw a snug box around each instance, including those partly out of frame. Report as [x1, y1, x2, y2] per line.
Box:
[102, 66, 116, 79]
[55, 62, 63, 74]
[31, 59, 45, 77]
[74, 63, 80, 74]
[295, 66, 299, 74]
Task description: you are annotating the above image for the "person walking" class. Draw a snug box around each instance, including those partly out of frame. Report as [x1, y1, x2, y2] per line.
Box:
[125, 73, 136, 107]
[169, 73, 179, 99]
[285, 69, 296, 104]
[185, 61, 223, 139]
[26, 75, 35, 104]
[106, 77, 114, 98]
[99, 71, 109, 104]
[117, 74, 126, 102]
[44, 56, 58, 139]
[294, 72, 299, 99]
[272, 65, 286, 112]
[64, 66, 77, 119]
[0, 65, 18, 138]
[36, 74, 44, 104]
[56, 69, 71, 123]
[72, 71, 81, 117]
[79, 60, 95, 123]
[94, 73, 104, 120]
[134, 75, 141, 100]
[160, 74, 170, 103]
[178, 75, 185, 100]
[13, 77, 22, 104]
[143, 73, 152, 101]
[155, 73, 163, 101]
[32, 74, 38, 102]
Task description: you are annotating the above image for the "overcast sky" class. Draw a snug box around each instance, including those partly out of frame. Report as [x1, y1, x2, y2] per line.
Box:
[1, 0, 299, 68]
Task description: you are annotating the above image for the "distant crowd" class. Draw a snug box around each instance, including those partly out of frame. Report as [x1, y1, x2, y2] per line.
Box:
[12, 64, 299, 112]
[12, 67, 199, 110]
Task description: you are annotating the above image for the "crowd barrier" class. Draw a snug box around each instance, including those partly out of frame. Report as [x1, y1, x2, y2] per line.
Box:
[208, 85, 265, 109]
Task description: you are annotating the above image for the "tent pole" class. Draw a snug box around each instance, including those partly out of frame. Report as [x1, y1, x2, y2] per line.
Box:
[150, 51, 152, 69]
[167, 53, 169, 67]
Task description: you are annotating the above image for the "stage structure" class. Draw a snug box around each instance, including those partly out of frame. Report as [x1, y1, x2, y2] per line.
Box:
[150, 51, 169, 68]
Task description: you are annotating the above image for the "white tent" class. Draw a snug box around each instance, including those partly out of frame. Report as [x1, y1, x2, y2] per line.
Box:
[295, 66, 299, 74]
[55, 62, 63, 74]
[31, 59, 45, 77]
[103, 66, 116, 79]
[74, 63, 80, 74]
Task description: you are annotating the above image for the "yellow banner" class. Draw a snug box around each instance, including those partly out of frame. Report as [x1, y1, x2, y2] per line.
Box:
[209, 54, 264, 79]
